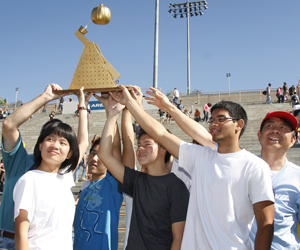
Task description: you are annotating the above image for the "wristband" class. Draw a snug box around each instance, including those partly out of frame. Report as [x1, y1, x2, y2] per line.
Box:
[78, 106, 88, 111]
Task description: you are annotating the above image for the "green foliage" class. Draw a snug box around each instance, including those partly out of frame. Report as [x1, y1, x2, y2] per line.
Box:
[166, 91, 173, 97]
[0, 97, 7, 105]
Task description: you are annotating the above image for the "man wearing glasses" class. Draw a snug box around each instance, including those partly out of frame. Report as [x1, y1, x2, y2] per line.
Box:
[111, 86, 274, 250]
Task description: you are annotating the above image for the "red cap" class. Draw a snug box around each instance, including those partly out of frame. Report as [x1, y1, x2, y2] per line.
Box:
[260, 111, 299, 131]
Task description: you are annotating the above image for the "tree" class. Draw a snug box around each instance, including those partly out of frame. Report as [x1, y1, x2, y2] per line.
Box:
[0, 97, 7, 105]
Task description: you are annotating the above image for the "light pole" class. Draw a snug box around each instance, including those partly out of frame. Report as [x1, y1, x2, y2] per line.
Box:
[168, 1, 208, 94]
[153, 0, 159, 89]
[15, 87, 19, 110]
[226, 73, 231, 97]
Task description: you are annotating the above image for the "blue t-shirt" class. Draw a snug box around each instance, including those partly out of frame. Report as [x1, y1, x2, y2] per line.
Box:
[0, 133, 34, 231]
[73, 171, 123, 250]
[250, 159, 300, 250]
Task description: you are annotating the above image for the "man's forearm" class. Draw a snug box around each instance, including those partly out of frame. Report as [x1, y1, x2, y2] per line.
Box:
[254, 224, 274, 250]
[164, 102, 215, 149]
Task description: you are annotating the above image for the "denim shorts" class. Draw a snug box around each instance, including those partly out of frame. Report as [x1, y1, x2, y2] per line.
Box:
[0, 236, 15, 250]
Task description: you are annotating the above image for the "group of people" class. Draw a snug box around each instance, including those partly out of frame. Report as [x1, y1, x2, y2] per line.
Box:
[194, 102, 212, 122]
[0, 83, 300, 250]
[0, 109, 13, 119]
[267, 81, 300, 105]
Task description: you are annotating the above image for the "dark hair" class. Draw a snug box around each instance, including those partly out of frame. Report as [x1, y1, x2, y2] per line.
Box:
[260, 117, 295, 136]
[31, 120, 79, 173]
[90, 138, 101, 153]
[138, 128, 171, 164]
[210, 101, 248, 137]
[207, 103, 212, 107]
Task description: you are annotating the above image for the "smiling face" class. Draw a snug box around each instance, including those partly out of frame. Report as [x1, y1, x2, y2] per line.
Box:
[136, 134, 162, 166]
[87, 144, 107, 178]
[209, 109, 242, 144]
[39, 133, 72, 169]
[258, 117, 296, 152]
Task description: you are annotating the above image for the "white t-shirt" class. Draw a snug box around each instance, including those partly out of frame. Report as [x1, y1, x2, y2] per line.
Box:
[178, 142, 274, 250]
[250, 159, 300, 250]
[171, 158, 192, 191]
[13, 170, 75, 250]
[173, 89, 179, 98]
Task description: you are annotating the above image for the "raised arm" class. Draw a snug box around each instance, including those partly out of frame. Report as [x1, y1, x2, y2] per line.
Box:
[98, 98, 125, 183]
[121, 108, 135, 169]
[110, 86, 181, 159]
[145, 87, 216, 150]
[76, 88, 90, 166]
[2, 84, 66, 152]
[93, 93, 122, 161]
[121, 86, 142, 169]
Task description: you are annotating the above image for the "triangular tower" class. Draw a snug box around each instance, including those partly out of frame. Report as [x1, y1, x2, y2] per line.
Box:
[68, 29, 120, 91]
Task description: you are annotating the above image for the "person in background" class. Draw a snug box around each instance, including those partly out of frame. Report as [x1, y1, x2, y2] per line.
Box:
[276, 87, 284, 103]
[266, 83, 272, 104]
[158, 109, 165, 124]
[194, 108, 201, 122]
[203, 102, 212, 122]
[49, 111, 55, 121]
[74, 154, 87, 183]
[172, 87, 179, 105]
[0, 159, 5, 194]
[283, 82, 288, 101]
[177, 100, 184, 112]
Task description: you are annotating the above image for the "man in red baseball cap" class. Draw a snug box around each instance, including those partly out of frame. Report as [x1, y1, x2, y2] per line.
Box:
[250, 111, 300, 249]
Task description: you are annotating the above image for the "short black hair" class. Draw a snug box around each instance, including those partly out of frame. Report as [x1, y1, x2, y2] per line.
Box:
[31, 120, 79, 173]
[138, 128, 171, 164]
[210, 101, 248, 137]
[90, 138, 101, 153]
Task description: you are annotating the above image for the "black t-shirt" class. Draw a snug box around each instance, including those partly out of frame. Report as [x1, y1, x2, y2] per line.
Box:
[119, 167, 189, 250]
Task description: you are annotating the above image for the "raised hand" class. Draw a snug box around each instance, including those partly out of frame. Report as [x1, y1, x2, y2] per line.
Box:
[84, 92, 93, 108]
[130, 86, 143, 108]
[145, 87, 172, 112]
[76, 87, 85, 107]
[93, 93, 110, 110]
[109, 85, 131, 105]
[44, 83, 67, 101]
[107, 96, 125, 117]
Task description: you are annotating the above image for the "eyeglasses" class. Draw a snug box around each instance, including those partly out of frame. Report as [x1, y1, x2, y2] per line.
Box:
[208, 116, 237, 124]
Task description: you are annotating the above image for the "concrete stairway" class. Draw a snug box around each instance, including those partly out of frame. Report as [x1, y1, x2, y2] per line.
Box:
[0, 101, 299, 249]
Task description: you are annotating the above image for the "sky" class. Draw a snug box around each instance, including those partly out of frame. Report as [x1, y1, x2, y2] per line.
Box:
[1, 0, 300, 104]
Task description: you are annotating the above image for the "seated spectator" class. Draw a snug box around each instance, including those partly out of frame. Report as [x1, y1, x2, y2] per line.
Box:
[183, 109, 189, 116]
[194, 108, 201, 122]
[42, 106, 47, 113]
[276, 87, 284, 103]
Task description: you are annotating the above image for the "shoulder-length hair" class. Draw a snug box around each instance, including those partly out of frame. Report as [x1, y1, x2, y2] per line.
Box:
[31, 119, 79, 173]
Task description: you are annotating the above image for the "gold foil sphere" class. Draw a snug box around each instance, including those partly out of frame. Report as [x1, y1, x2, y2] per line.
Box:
[91, 4, 111, 25]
